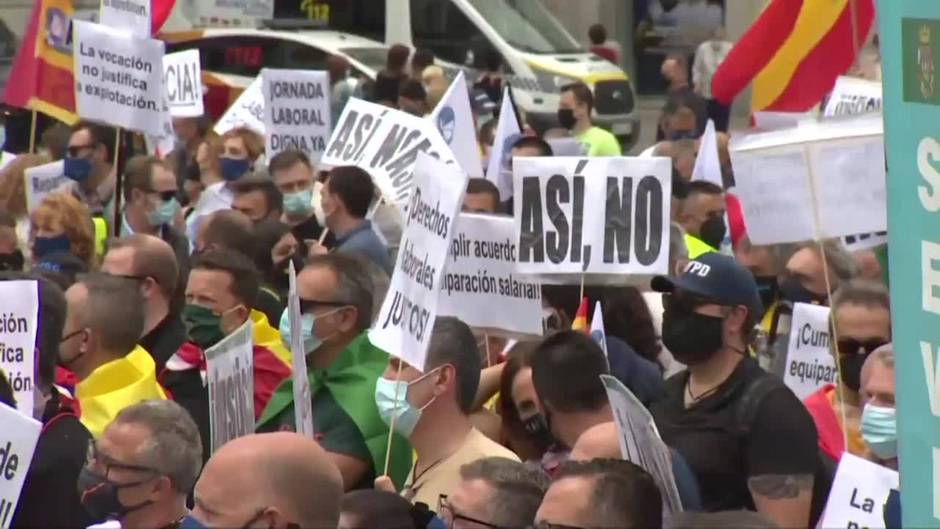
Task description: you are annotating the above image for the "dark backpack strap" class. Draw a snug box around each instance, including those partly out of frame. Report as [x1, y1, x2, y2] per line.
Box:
[735, 374, 782, 437]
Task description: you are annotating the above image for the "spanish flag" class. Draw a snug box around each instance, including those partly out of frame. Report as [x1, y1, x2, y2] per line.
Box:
[711, 0, 875, 112]
[571, 297, 590, 333]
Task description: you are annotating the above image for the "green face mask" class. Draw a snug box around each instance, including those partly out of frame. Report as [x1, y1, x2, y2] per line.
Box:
[182, 304, 226, 349]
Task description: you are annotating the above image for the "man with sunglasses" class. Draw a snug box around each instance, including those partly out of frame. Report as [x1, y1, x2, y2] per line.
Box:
[805, 280, 891, 463]
[77, 400, 201, 529]
[438, 457, 548, 529]
[649, 253, 818, 529]
[120, 155, 190, 271]
[58, 122, 118, 225]
[258, 253, 413, 491]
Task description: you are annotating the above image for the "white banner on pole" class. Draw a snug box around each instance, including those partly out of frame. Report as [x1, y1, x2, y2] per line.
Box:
[0, 282, 39, 417]
[0, 403, 42, 529]
[24, 161, 67, 214]
[824, 76, 883, 118]
[164, 50, 204, 118]
[205, 320, 254, 453]
[601, 374, 682, 513]
[783, 303, 838, 400]
[370, 153, 467, 371]
[288, 261, 315, 438]
[322, 98, 458, 206]
[73, 20, 164, 135]
[429, 71, 484, 178]
[438, 213, 542, 337]
[214, 76, 265, 136]
[820, 453, 898, 529]
[513, 156, 672, 275]
[262, 69, 331, 163]
[99, 0, 151, 38]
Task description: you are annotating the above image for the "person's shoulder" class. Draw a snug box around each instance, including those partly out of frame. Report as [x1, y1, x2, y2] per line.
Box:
[465, 427, 521, 461]
[33, 413, 91, 472]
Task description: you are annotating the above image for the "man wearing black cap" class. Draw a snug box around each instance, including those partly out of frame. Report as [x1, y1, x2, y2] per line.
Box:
[649, 253, 819, 529]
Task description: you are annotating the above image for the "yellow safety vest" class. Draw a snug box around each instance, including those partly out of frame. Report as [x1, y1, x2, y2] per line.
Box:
[92, 217, 108, 257]
[684, 233, 717, 260]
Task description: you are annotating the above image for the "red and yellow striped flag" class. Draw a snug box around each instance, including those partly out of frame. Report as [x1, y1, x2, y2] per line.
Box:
[711, 0, 875, 112]
[571, 297, 589, 333]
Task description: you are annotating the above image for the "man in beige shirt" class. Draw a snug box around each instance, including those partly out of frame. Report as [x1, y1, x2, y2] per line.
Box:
[374, 317, 520, 508]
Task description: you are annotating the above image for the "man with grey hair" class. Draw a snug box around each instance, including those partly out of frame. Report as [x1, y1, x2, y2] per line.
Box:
[60, 273, 168, 438]
[860, 344, 897, 469]
[439, 457, 548, 529]
[76, 400, 201, 528]
[782, 239, 858, 306]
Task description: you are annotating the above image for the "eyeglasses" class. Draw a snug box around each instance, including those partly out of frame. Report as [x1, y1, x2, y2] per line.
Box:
[66, 143, 96, 158]
[663, 291, 718, 314]
[85, 439, 159, 478]
[837, 338, 888, 357]
[60, 328, 85, 343]
[438, 495, 503, 529]
[107, 273, 151, 283]
[149, 190, 178, 202]
[299, 298, 349, 314]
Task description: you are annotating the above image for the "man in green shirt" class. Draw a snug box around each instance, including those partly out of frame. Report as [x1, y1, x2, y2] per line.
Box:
[558, 82, 622, 157]
[257, 253, 412, 491]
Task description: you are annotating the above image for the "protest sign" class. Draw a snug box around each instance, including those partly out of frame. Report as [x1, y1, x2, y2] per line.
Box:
[429, 71, 484, 178]
[262, 69, 331, 163]
[486, 87, 521, 201]
[214, 76, 265, 136]
[0, 403, 41, 529]
[164, 50, 203, 118]
[601, 375, 682, 513]
[322, 98, 458, 206]
[824, 76, 883, 118]
[73, 20, 164, 136]
[205, 320, 254, 453]
[288, 261, 314, 438]
[590, 301, 608, 359]
[176, 0, 274, 28]
[820, 453, 898, 529]
[513, 156, 671, 276]
[23, 161, 67, 213]
[99, 0, 151, 38]
[731, 115, 886, 245]
[783, 303, 838, 400]
[438, 214, 542, 337]
[370, 153, 467, 371]
[0, 282, 38, 417]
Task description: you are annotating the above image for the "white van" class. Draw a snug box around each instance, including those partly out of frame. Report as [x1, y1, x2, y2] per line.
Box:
[271, 0, 641, 149]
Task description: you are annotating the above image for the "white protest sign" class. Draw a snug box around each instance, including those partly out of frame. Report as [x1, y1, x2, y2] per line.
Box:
[820, 453, 898, 529]
[438, 214, 542, 337]
[691, 119, 721, 186]
[205, 320, 254, 453]
[262, 69, 331, 163]
[601, 374, 682, 513]
[73, 20, 164, 135]
[322, 98, 458, 206]
[145, 91, 175, 157]
[513, 156, 672, 275]
[731, 114, 886, 245]
[370, 153, 467, 371]
[824, 76, 883, 118]
[178, 0, 274, 28]
[0, 282, 39, 417]
[99, 0, 150, 38]
[288, 261, 314, 438]
[429, 71, 484, 178]
[486, 87, 521, 201]
[214, 76, 265, 136]
[0, 403, 41, 529]
[164, 50, 203, 118]
[783, 303, 838, 400]
[23, 161, 67, 213]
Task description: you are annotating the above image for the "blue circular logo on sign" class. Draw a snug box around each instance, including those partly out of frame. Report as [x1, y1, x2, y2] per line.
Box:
[437, 106, 456, 144]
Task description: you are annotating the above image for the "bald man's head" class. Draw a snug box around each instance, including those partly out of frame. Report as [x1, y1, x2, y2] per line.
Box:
[196, 209, 256, 258]
[193, 433, 343, 529]
[569, 422, 622, 461]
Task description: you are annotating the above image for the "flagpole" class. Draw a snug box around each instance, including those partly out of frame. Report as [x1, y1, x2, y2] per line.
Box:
[28, 110, 37, 154]
[112, 128, 123, 237]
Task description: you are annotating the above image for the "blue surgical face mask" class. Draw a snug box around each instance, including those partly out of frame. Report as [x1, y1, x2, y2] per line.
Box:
[33, 235, 71, 259]
[64, 157, 93, 183]
[219, 157, 251, 182]
[279, 309, 319, 354]
[283, 189, 314, 215]
[374, 369, 441, 438]
[861, 404, 897, 460]
[148, 198, 179, 227]
[178, 515, 207, 529]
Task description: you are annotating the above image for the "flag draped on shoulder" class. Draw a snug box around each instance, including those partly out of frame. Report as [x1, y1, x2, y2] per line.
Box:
[711, 0, 875, 112]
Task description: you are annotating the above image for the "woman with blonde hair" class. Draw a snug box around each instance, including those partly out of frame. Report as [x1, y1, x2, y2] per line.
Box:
[0, 153, 51, 243]
[29, 193, 97, 268]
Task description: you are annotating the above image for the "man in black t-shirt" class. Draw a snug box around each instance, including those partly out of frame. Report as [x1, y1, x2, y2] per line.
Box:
[649, 253, 818, 528]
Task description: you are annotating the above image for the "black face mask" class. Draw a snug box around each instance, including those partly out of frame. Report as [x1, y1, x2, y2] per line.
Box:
[839, 352, 869, 392]
[522, 412, 555, 452]
[557, 108, 576, 130]
[672, 174, 690, 199]
[662, 306, 725, 365]
[77, 467, 154, 520]
[699, 216, 726, 249]
[754, 275, 778, 312]
[0, 249, 24, 271]
[779, 276, 827, 305]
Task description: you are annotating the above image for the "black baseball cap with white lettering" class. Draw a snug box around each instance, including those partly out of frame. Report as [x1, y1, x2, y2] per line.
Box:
[651, 252, 763, 317]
